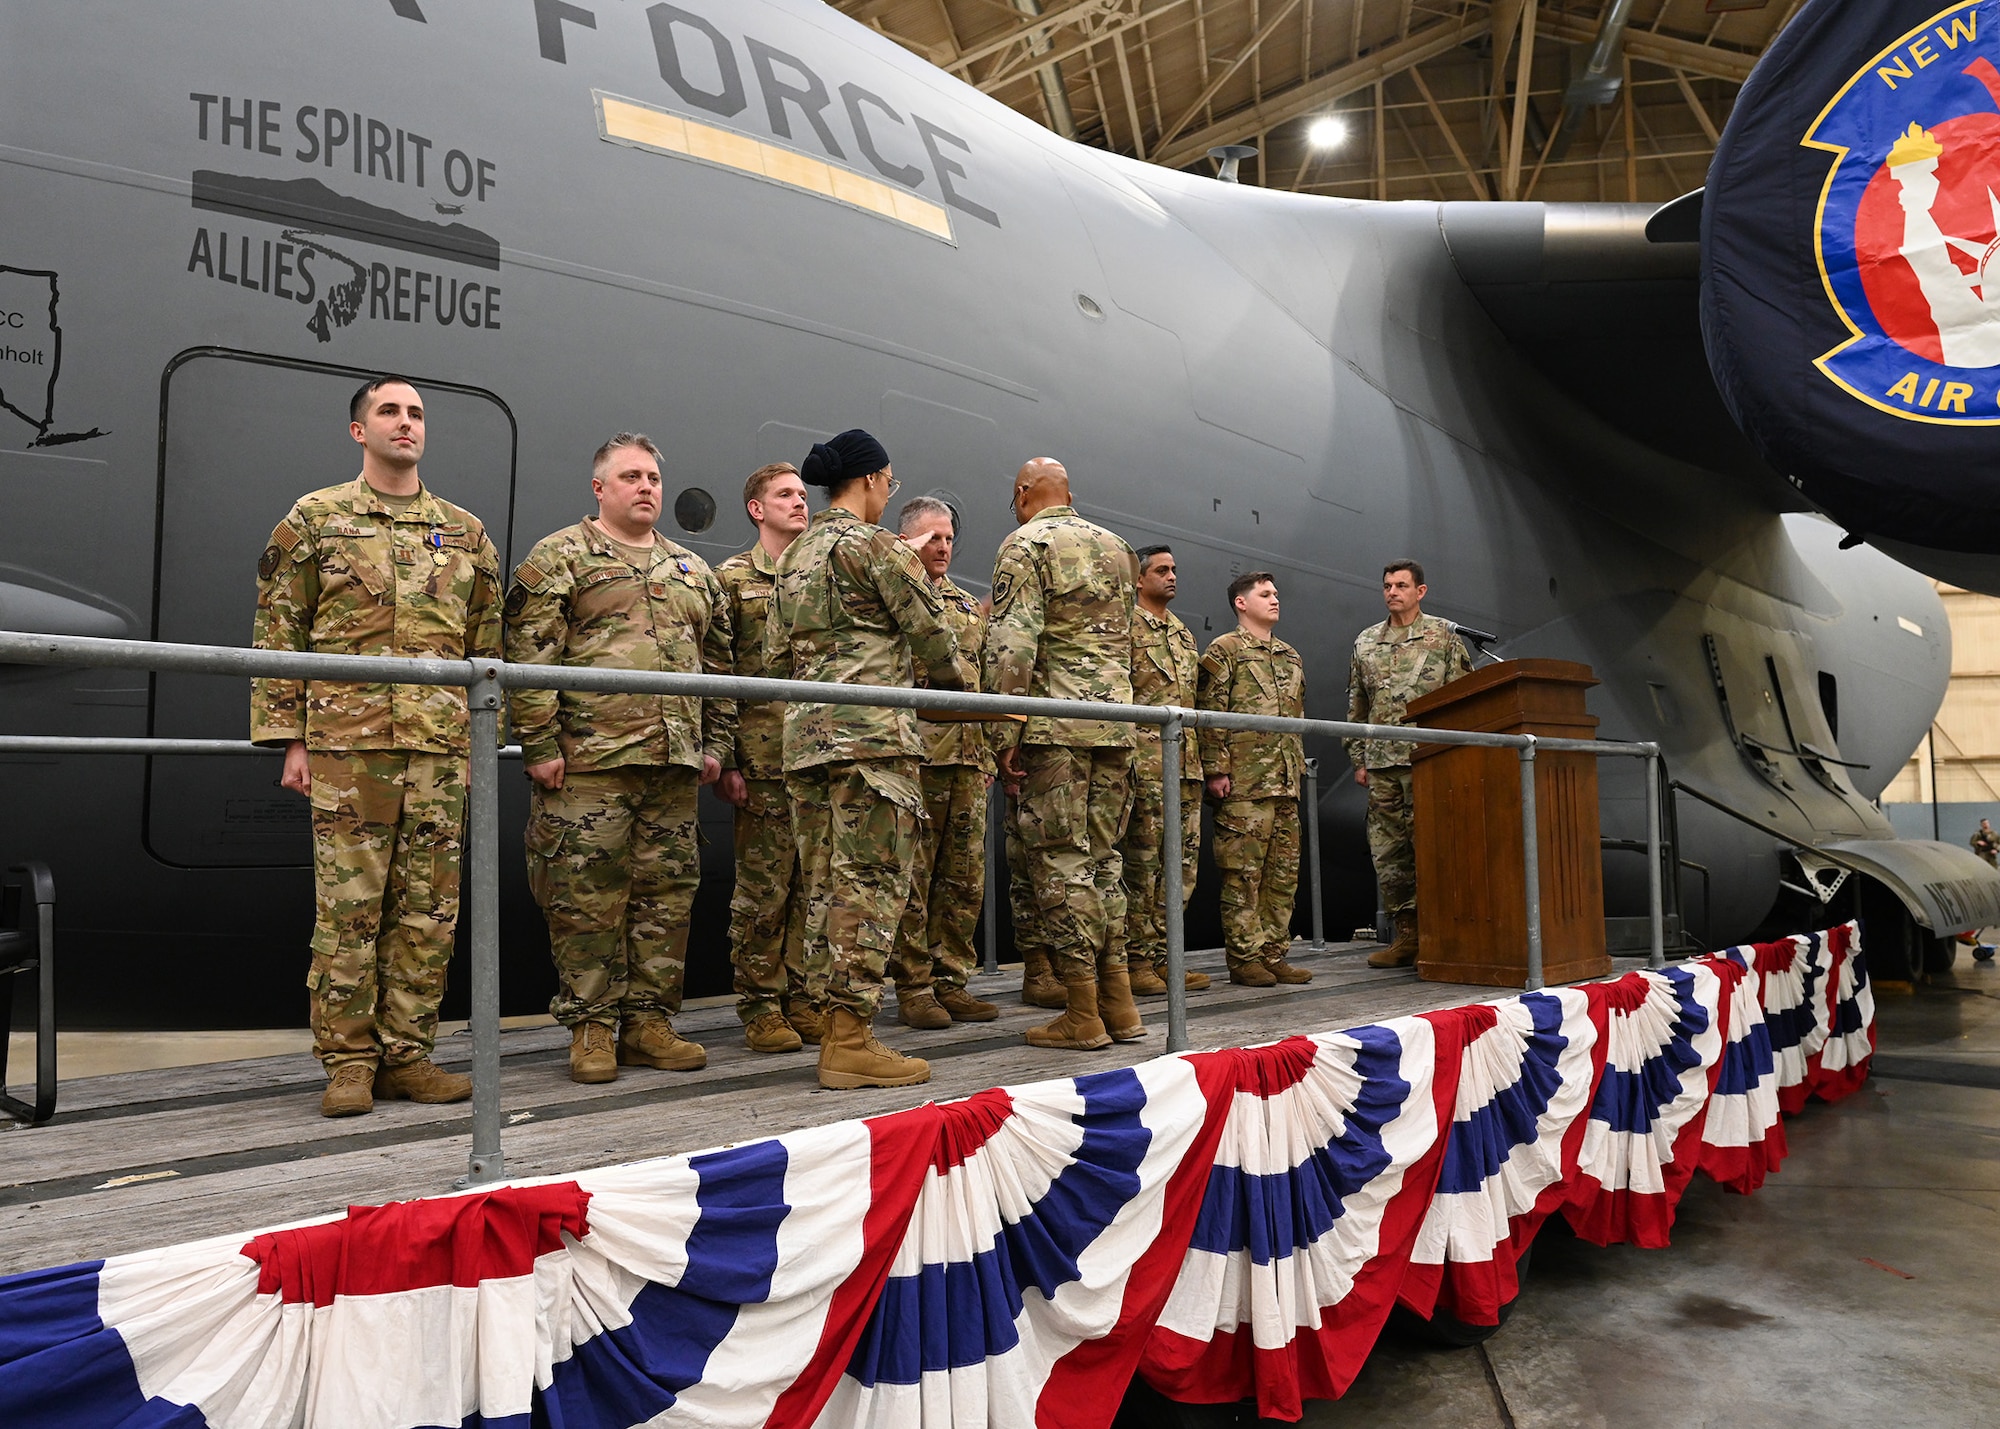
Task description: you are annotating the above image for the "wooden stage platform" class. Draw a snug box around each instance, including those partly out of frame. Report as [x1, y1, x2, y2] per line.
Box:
[0, 941, 1645, 1278]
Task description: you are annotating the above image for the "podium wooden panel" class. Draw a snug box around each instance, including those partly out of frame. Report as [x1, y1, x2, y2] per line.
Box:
[1407, 659, 1610, 988]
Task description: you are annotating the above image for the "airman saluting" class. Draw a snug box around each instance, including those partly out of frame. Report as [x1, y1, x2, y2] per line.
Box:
[887, 496, 1000, 1030]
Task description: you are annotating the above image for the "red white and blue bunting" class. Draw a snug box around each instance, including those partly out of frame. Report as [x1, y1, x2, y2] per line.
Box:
[0, 924, 1873, 1427]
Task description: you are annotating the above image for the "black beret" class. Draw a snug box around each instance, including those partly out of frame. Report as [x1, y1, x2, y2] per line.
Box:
[801, 429, 890, 489]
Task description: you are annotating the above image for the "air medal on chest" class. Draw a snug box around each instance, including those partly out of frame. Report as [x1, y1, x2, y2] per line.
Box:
[429, 529, 449, 566]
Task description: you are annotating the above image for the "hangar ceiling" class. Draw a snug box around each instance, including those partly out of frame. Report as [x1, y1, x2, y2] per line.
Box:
[828, 0, 1802, 202]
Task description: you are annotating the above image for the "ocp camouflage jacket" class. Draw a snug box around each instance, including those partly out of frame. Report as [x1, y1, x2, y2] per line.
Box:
[984, 505, 1137, 751]
[1343, 613, 1472, 769]
[1130, 605, 1202, 783]
[715, 542, 787, 781]
[502, 519, 735, 774]
[250, 476, 502, 753]
[764, 507, 972, 770]
[1197, 628, 1305, 799]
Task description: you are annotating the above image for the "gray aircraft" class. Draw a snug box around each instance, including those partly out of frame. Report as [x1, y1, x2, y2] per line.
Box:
[2, 0, 1993, 1029]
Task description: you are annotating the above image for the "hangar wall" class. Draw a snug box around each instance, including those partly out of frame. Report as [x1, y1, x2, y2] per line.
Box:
[1885, 582, 2000, 851]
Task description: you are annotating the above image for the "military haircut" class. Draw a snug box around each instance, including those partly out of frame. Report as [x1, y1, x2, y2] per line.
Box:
[1227, 570, 1276, 605]
[744, 461, 799, 510]
[897, 494, 957, 536]
[1383, 558, 1426, 585]
[592, 431, 665, 476]
[1136, 544, 1173, 574]
[349, 374, 420, 422]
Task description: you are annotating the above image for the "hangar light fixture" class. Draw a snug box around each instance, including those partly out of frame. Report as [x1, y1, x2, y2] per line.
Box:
[1307, 116, 1348, 150]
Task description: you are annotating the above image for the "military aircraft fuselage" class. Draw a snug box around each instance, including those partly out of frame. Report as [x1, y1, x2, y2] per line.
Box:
[0, 0, 1962, 1026]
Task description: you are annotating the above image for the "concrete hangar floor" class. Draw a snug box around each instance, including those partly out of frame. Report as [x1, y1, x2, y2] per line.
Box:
[1114, 962, 2000, 1428]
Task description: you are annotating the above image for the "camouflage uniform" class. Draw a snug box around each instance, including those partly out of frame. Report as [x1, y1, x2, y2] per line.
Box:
[1121, 605, 1203, 976]
[716, 543, 817, 1025]
[251, 477, 502, 1072]
[985, 506, 1138, 982]
[1973, 826, 1998, 868]
[1005, 794, 1052, 960]
[505, 520, 735, 1029]
[890, 575, 995, 996]
[766, 508, 972, 1018]
[1198, 629, 1306, 969]
[1343, 614, 1472, 915]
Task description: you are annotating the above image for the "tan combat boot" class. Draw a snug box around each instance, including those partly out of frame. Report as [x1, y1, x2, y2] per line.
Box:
[937, 985, 999, 1022]
[320, 1061, 376, 1118]
[618, 1016, 707, 1071]
[1183, 967, 1213, 992]
[897, 988, 952, 1030]
[1096, 958, 1148, 1043]
[569, 1022, 617, 1084]
[375, 1058, 473, 1103]
[1228, 959, 1278, 988]
[744, 1012, 804, 1054]
[817, 1007, 931, 1090]
[1267, 950, 1314, 984]
[1020, 949, 1067, 1008]
[1368, 911, 1420, 969]
[1025, 977, 1114, 1050]
[1128, 959, 1170, 997]
[786, 1000, 830, 1045]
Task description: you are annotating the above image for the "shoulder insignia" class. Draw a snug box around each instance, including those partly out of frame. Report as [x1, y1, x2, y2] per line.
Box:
[516, 561, 548, 591]
[258, 544, 283, 580]
[272, 521, 301, 552]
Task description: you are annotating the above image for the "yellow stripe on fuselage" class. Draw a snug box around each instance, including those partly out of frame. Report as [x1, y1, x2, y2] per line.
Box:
[594, 91, 954, 243]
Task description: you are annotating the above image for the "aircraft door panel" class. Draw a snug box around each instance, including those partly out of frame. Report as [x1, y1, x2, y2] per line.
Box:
[146, 351, 516, 868]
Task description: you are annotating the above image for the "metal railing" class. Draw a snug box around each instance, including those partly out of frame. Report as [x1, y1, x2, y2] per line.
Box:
[0, 629, 1665, 1186]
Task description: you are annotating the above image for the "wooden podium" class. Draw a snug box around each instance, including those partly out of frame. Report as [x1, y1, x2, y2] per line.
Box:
[1407, 659, 1610, 988]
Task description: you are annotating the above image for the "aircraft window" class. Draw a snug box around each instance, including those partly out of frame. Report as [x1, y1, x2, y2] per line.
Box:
[674, 487, 716, 534]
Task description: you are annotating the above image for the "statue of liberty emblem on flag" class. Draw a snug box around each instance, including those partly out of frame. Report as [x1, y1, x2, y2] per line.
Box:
[1805, 1, 2000, 424]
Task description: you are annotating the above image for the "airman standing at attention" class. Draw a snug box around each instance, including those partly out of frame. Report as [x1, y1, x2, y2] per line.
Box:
[987, 457, 1145, 1051]
[1346, 559, 1473, 969]
[767, 428, 975, 1090]
[1198, 571, 1311, 987]
[887, 496, 1001, 1030]
[504, 433, 735, 1084]
[1121, 545, 1208, 997]
[714, 462, 824, 1055]
[253, 375, 502, 1118]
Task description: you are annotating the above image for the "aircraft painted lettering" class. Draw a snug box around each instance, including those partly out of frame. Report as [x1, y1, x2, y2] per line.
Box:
[188, 94, 499, 203]
[185, 225, 500, 340]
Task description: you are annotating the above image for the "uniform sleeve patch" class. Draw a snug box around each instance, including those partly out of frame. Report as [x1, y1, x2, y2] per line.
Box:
[272, 521, 302, 552]
[258, 544, 283, 580]
[516, 561, 548, 590]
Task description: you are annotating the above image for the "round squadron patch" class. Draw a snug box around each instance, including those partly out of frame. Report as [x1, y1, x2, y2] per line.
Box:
[258, 544, 283, 579]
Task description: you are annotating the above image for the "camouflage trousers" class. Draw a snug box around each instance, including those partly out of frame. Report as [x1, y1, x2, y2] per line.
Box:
[1365, 765, 1416, 915]
[789, 758, 925, 1019]
[1212, 795, 1300, 968]
[1017, 744, 1135, 981]
[526, 764, 699, 1029]
[890, 764, 989, 994]
[1005, 792, 1051, 964]
[1120, 776, 1203, 970]
[728, 777, 817, 1024]
[306, 749, 466, 1071]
